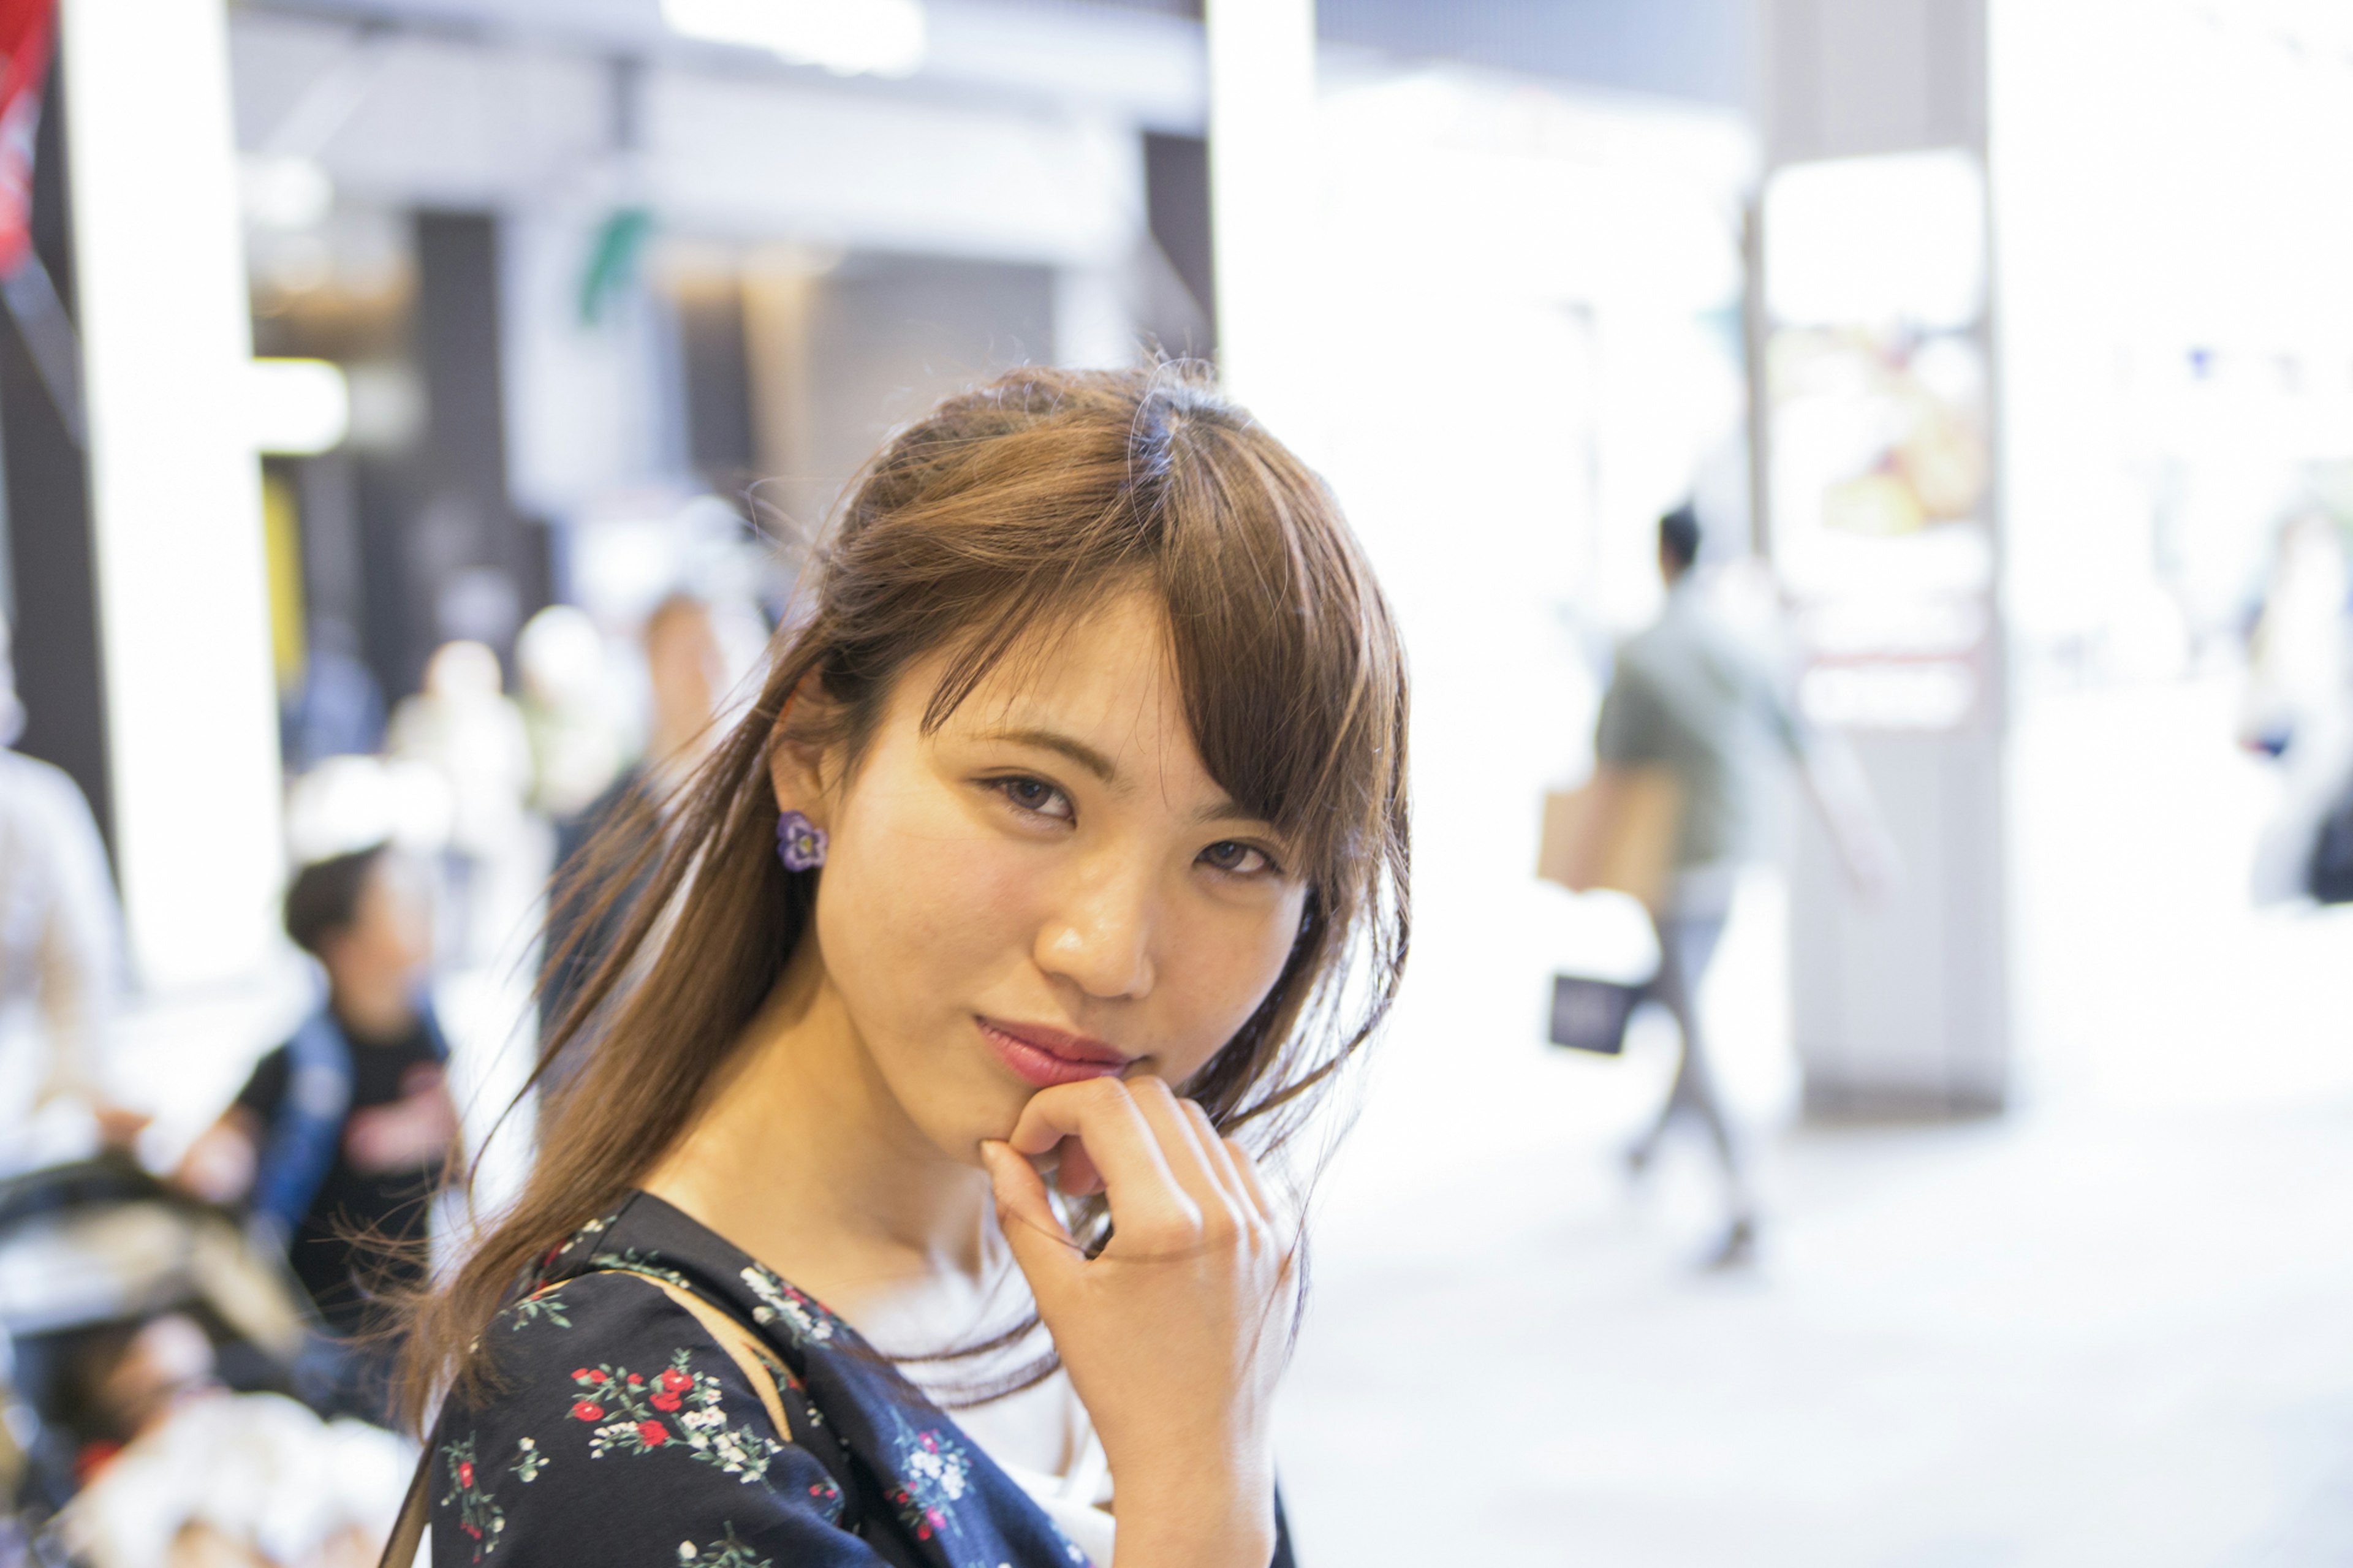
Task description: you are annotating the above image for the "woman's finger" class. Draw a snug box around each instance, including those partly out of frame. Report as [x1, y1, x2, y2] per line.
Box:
[1123, 1078, 1246, 1231]
[1223, 1135, 1281, 1227]
[979, 1140, 1085, 1297]
[1178, 1097, 1252, 1213]
[1005, 1078, 1192, 1225]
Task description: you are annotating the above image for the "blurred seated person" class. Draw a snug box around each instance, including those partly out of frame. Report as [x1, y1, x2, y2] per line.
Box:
[47, 1312, 222, 1487]
[54, 1311, 409, 1568]
[0, 613, 145, 1175]
[175, 847, 455, 1376]
[538, 594, 729, 1083]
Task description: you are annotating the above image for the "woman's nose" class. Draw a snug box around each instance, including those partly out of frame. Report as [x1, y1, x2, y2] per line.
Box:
[1035, 854, 1158, 1001]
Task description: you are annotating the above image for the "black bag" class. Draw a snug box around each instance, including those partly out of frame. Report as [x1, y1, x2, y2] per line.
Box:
[2309, 775, 2353, 904]
[1548, 972, 1650, 1055]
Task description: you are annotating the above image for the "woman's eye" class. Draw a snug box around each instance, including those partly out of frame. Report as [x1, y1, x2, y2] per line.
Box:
[995, 777, 1074, 821]
[1200, 840, 1276, 876]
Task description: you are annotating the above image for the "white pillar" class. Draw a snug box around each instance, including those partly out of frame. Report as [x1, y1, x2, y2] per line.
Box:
[61, 0, 283, 990]
[1053, 263, 1138, 372]
[1203, 0, 1315, 426]
[1756, 0, 2011, 1115]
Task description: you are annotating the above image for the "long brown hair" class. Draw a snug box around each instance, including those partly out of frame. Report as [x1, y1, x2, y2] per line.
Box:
[400, 362, 1410, 1423]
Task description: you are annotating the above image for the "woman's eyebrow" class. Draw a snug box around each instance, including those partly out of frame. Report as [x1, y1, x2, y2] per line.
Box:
[978, 726, 1120, 783]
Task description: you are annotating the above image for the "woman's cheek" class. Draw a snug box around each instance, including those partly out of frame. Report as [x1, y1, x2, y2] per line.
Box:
[1161, 896, 1304, 1078]
[836, 806, 1040, 989]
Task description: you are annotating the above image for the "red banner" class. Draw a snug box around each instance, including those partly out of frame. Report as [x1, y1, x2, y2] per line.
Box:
[0, 0, 55, 276]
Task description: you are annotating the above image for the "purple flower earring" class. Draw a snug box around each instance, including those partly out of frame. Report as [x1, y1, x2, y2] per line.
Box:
[776, 809, 827, 871]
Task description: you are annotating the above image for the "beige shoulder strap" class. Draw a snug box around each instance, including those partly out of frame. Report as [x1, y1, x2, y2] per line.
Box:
[626, 1273, 794, 1438]
[375, 1270, 794, 1568]
[377, 1441, 431, 1568]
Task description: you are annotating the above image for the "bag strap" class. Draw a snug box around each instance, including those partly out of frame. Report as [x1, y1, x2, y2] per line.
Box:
[377, 1443, 431, 1568]
[621, 1272, 794, 1438]
[374, 1268, 797, 1568]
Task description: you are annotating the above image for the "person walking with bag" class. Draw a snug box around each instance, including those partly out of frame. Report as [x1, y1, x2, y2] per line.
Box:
[1595, 504, 1890, 1267]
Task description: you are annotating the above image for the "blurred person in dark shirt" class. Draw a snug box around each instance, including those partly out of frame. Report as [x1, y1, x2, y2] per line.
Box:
[175, 846, 456, 1378]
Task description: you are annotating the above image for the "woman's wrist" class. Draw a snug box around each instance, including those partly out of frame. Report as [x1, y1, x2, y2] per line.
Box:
[1113, 1486, 1275, 1568]
[1110, 1449, 1276, 1568]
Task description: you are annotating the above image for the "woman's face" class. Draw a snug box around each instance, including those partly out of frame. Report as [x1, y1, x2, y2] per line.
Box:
[781, 589, 1308, 1168]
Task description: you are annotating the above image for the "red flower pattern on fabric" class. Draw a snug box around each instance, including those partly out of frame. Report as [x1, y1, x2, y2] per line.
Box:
[570, 1400, 603, 1422]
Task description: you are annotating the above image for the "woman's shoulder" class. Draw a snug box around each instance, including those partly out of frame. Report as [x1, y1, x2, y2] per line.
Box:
[430, 1271, 873, 1566]
[460, 1267, 689, 1366]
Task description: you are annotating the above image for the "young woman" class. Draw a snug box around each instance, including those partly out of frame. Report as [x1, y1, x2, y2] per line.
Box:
[396, 366, 1410, 1568]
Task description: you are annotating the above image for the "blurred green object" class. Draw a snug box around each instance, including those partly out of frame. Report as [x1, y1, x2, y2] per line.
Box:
[578, 206, 654, 327]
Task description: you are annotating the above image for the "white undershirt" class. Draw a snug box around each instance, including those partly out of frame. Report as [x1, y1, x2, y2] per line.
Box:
[936, 1368, 1115, 1565]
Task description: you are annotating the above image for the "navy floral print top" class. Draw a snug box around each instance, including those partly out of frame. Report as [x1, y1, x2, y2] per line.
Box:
[426, 1191, 1295, 1568]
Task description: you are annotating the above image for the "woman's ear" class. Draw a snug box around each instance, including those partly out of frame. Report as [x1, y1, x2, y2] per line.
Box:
[767, 673, 837, 828]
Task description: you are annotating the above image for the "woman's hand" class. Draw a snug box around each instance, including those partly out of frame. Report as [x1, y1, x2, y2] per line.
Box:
[979, 1075, 1294, 1568]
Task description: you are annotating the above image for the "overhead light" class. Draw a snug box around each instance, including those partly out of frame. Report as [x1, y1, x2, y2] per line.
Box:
[240, 153, 334, 231]
[661, 0, 926, 78]
[248, 358, 350, 455]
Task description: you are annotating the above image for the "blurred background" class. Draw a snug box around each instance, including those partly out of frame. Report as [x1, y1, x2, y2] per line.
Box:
[2, 0, 2350, 1563]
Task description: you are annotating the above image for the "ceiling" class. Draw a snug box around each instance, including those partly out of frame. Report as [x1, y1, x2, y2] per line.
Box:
[241, 0, 1752, 112]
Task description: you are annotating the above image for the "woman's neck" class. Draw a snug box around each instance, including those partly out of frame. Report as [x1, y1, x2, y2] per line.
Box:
[640, 936, 1002, 1337]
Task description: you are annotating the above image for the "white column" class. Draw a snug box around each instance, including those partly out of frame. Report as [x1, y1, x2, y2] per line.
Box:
[61, 0, 284, 990]
[1757, 0, 2010, 1115]
[1203, 0, 1316, 426]
[1053, 263, 1137, 371]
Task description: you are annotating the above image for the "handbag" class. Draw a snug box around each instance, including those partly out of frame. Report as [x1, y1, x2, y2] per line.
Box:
[1537, 764, 1675, 1053]
[1547, 971, 1649, 1055]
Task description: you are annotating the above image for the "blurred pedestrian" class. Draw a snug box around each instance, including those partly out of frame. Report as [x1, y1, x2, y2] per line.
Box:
[1597, 504, 1890, 1267]
[173, 846, 455, 1418]
[0, 614, 143, 1176]
[2242, 511, 2353, 903]
[387, 640, 535, 966]
[538, 594, 730, 1081]
[515, 604, 626, 822]
[279, 618, 387, 774]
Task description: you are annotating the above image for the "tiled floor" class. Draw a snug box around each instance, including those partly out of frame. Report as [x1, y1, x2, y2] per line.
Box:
[1271, 677, 2353, 1566]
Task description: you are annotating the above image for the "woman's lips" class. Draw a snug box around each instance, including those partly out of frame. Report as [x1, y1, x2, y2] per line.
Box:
[976, 1017, 1133, 1088]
